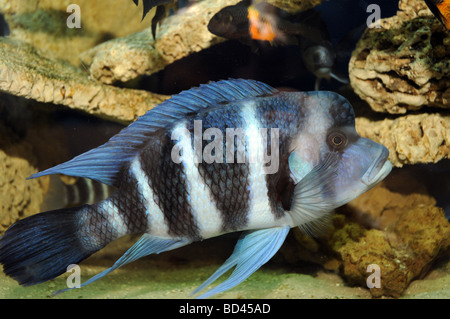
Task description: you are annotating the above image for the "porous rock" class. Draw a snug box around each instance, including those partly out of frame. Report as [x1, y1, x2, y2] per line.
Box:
[282, 168, 450, 298]
[355, 113, 450, 167]
[82, 0, 242, 85]
[338, 180, 450, 297]
[265, 0, 323, 13]
[0, 37, 169, 123]
[0, 146, 47, 234]
[0, 92, 76, 234]
[349, 0, 450, 114]
[0, 108, 47, 234]
[0, 0, 152, 66]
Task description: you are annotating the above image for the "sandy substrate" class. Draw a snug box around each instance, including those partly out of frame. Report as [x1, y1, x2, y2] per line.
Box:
[0, 234, 448, 299]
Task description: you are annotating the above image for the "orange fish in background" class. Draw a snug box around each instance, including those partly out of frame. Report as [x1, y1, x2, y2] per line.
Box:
[247, 3, 278, 42]
[208, 0, 326, 46]
[425, 0, 450, 29]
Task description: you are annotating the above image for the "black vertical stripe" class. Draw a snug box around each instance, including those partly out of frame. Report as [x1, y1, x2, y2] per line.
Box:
[109, 168, 149, 235]
[256, 94, 305, 219]
[139, 131, 201, 240]
[77, 178, 91, 204]
[198, 162, 251, 232]
[193, 106, 252, 233]
[65, 180, 77, 206]
[79, 170, 149, 251]
[92, 178, 108, 204]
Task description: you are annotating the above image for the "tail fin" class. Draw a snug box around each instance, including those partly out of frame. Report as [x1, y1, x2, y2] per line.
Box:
[0, 206, 98, 286]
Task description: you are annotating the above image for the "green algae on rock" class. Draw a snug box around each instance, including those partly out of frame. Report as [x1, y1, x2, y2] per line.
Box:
[282, 168, 450, 298]
[349, 0, 450, 114]
[0, 0, 153, 66]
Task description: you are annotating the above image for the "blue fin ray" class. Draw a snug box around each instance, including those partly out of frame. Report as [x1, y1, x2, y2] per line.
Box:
[290, 152, 341, 237]
[54, 234, 190, 295]
[29, 79, 276, 186]
[192, 226, 290, 299]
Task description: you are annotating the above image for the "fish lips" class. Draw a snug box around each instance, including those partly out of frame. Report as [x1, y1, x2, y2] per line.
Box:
[361, 146, 392, 187]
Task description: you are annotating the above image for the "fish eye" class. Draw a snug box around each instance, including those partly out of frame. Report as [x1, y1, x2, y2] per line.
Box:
[327, 131, 347, 150]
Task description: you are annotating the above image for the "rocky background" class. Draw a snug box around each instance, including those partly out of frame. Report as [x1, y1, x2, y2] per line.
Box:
[0, 0, 448, 298]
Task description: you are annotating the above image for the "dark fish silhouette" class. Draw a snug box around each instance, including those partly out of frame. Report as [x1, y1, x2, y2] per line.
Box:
[208, 1, 349, 89]
[425, 0, 450, 29]
[0, 13, 10, 37]
[132, 0, 173, 19]
[132, 0, 175, 38]
[208, 0, 325, 46]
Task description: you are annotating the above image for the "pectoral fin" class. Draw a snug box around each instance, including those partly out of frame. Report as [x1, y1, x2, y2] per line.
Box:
[288, 152, 313, 184]
[192, 226, 290, 299]
[289, 152, 340, 237]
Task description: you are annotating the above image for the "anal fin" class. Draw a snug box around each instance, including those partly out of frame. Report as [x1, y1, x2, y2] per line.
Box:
[54, 234, 190, 295]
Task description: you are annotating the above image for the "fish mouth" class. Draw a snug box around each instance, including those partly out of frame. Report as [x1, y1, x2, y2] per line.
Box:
[362, 147, 392, 186]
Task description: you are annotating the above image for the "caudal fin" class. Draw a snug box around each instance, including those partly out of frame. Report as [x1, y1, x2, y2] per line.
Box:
[0, 206, 98, 286]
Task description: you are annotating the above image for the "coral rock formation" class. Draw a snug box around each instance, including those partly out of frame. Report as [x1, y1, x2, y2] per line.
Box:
[0, 146, 47, 234]
[282, 169, 450, 298]
[349, 0, 450, 114]
[340, 181, 450, 297]
[0, 0, 153, 66]
[0, 38, 169, 123]
[356, 114, 450, 167]
[82, 0, 242, 85]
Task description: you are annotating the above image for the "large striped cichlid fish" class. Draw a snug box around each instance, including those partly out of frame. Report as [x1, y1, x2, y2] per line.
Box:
[0, 79, 392, 298]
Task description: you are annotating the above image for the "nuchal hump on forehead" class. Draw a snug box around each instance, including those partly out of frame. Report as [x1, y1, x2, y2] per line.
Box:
[0, 79, 391, 298]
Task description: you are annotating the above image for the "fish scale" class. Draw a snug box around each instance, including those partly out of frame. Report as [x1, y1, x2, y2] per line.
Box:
[140, 132, 200, 239]
[191, 105, 254, 233]
[202, 160, 250, 231]
[0, 79, 392, 298]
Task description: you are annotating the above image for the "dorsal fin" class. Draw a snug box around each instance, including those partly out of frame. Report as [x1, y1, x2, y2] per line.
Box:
[29, 79, 277, 186]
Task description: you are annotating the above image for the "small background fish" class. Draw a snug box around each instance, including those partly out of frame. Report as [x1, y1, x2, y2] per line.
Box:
[131, 0, 176, 38]
[202, 0, 399, 91]
[129, 1, 399, 93]
[0, 13, 10, 37]
[40, 175, 115, 212]
[207, 0, 327, 47]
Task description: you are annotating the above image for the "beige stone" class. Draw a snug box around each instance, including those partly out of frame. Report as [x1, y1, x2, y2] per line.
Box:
[0, 0, 153, 66]
[356, 113, 450, 167]
[282, 171, 450, 298]
[265, 0, 324, 12]
[0, 37, 169, 123]
[349, 0, 450, 114]
[82, 0, 243, 84]
[0, 132, 49, 234]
